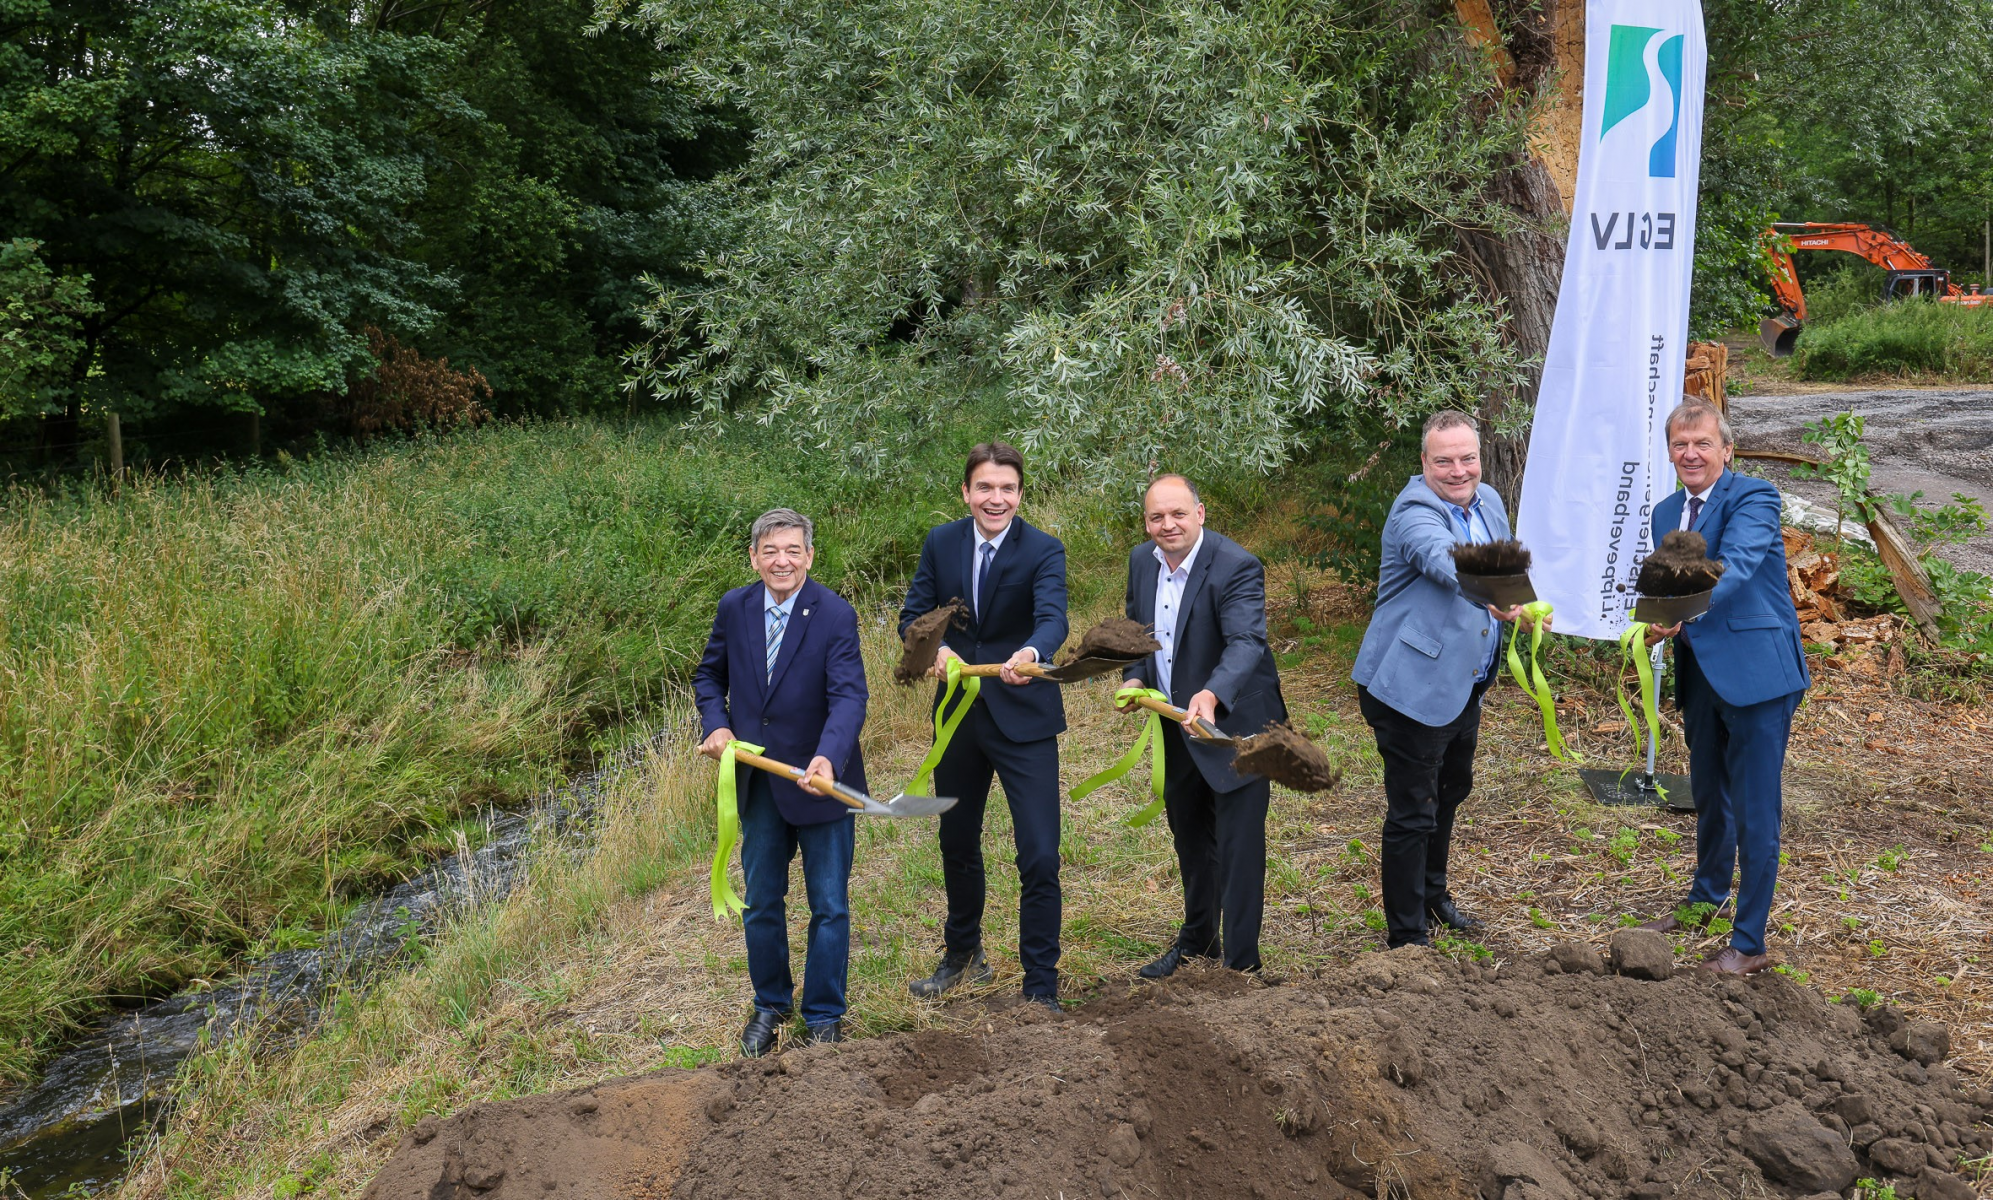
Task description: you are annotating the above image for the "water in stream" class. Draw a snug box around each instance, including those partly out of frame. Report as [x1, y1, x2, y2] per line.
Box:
[0, 752, 621, 1196]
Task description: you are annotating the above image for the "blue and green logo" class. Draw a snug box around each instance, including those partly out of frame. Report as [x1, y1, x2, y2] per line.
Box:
[1599, 24, 1685, 178]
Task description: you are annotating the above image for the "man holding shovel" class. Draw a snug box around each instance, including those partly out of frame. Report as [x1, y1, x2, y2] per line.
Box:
[696, 508, 868, 1056]
[1351, 411, 1537, 950]
[898, 442, 1070, 1011]
[1118, 474, 1287, 977]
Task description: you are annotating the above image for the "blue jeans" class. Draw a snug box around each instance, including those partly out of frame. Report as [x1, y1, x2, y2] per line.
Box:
[1678, 644, 1803, 957]
[739, 771, 854, 1026]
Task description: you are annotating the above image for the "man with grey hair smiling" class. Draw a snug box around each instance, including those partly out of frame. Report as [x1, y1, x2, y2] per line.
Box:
[696, 507, 869, 1055]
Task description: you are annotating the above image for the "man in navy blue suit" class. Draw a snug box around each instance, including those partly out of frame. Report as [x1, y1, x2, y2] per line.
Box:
[898, 442, 1069, 1010]
[1637, 399, 1811, 976]
[696, 508, 869, 1055]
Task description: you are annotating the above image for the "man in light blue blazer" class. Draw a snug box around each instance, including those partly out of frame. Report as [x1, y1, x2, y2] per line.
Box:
[1636, 398, 1810, 976]
[1352, 411, 1536, 949]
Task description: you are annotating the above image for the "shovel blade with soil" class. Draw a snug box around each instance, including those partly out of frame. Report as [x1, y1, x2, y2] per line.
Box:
[1126, 698, 1341, 793]
[898, 615, 1161, 687]
[1632, 530, 1724, 625]
[732, 749, 955, 818]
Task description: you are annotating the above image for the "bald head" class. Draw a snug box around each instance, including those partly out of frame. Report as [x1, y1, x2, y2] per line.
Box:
[1144, 474, 1206, 567]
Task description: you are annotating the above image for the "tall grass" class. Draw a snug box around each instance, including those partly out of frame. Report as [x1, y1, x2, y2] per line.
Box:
[0, 412, 1131, 1079]
[1794, 297, 1993, 381]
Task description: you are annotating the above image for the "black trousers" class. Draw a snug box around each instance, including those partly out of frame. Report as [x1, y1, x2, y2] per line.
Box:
[1357, 678, 1491, 948]
[933, 702, 1062, 996]
[1160, 721, 1269, 971]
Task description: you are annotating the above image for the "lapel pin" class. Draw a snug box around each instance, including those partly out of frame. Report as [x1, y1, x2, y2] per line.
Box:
[802, 609, 810, 617]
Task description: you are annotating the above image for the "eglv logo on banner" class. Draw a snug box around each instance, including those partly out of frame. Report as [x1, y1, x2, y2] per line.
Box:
[1599, 24, 1685, 178]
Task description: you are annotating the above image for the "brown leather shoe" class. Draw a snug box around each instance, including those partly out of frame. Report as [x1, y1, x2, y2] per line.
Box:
[1635, 912, 1683, 934]
[1698, 947, 1770, 976]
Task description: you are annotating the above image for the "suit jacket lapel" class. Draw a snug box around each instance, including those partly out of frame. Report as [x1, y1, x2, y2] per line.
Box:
[765, 580, 815, 695]
[1699, 469, 1739, 548]
[959, 520, 980, 628]
[746, 583, 771, 703]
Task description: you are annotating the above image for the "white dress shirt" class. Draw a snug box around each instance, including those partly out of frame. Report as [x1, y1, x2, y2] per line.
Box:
[1151, 533, 1205, 698]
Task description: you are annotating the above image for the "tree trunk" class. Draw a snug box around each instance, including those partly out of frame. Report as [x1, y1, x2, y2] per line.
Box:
[1452, 0, 1580, 510]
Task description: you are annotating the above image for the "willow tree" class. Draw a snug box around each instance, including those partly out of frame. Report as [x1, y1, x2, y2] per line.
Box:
[611, 0, 1536, 486]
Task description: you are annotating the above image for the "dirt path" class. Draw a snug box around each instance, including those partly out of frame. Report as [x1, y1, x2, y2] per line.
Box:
[1728, 387, 1993, 574]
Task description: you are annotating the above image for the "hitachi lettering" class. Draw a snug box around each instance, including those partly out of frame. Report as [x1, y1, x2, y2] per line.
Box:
[1589, 212, 1676, 251]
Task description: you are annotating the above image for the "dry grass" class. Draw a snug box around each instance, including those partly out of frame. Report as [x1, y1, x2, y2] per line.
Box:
[126, 567, 1993, 1198]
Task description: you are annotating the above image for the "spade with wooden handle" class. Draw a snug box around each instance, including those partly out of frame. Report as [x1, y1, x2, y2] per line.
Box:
[1125, 694, 1234, 744]
[952, 657, 1136, 685]
[731, 749, 957, 818]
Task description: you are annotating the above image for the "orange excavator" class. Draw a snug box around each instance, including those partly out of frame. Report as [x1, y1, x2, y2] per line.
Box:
[1758, 221, 1991, 356]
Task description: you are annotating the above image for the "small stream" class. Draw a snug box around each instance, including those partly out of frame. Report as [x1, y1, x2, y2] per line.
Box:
[0, 745, 639, 1195]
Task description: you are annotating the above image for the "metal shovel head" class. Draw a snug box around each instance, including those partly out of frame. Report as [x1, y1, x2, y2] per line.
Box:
[1633, 589, 1713, 626]
[1456, 571, 1536, 610]
[881, 792, 958, 817]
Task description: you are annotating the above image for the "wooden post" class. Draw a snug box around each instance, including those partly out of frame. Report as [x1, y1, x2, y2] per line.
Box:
[105, 411, 122, 481]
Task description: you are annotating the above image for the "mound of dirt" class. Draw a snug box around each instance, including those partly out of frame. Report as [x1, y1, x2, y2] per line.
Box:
[1637, 531, 1725, 598]
[1233, 722, 1342, 793]
[1063, 618, 1159, 663]
[1452, 539, 1532, 577]
[366, 948, 1992, 1200]
[896, 600, 969, 685]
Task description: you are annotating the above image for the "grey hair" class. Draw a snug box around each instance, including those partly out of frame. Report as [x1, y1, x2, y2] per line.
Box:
[1421, 409, 1480, 453]
[750, 507, 814, 550]
[1665, 398, 1734, 447]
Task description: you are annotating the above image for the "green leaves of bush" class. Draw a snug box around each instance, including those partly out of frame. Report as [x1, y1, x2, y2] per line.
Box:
[613, 0, 1529, 486]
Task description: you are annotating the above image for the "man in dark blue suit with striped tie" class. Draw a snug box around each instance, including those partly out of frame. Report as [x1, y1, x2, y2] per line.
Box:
[696, 508, 868, 1056]
[1636, 399, 1810, 976]
[898, 442, 1069, 1011]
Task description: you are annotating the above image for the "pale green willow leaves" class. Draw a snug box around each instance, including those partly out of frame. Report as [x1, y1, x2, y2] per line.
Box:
[609, 0, 1532, 485]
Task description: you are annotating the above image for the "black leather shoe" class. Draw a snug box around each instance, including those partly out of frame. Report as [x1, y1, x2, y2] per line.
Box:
[1426, 898, 1483, 933]
[1025, 993, 1063, 1014]
[740, 1010, 786, 1058]
[908, 949, 992, 998]
[1137, 941, 1216, 980]
[804, 1020, 843, 1045]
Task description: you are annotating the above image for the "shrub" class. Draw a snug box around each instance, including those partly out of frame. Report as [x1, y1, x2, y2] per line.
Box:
[1793, 299, 1993, 381]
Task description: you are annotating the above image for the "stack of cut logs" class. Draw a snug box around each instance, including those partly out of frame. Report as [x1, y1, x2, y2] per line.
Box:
[1783, 527, 1909, 673]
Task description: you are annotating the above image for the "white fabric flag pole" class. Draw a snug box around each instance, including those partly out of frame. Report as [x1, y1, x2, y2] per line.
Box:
[1516, 0, 1708, 642]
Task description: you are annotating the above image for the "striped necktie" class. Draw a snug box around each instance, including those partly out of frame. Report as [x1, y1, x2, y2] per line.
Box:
[1686, 495, 1704, 529]
[765, 607, 787, 683]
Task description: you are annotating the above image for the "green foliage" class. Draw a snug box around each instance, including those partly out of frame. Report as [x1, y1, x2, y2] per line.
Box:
[0, 0, 460, 420]
[1793, 301, 1993, 382]
[1798, 264, 1888, 328]
[0, 239, 100, 420]
[1790, 411, 1878, 530]
[386, 0, 740, 417]
[0, 410, 1029, 1079]
[613, 0, 1530, 484]
[1296, 422, 1422, 595]
[1694, 0, 1993, 329]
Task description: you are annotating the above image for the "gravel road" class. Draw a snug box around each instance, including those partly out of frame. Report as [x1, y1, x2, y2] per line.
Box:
[1728, 387, 1993, 576]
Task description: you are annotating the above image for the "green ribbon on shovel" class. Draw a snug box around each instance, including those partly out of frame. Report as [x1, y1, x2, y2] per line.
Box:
[710, 738, 764, 923]
[1615, 623, 1666, 787]
[1071, 687, 1170, 826]
[1504, 600, 1573, 761]
[909, 656, 981, 797]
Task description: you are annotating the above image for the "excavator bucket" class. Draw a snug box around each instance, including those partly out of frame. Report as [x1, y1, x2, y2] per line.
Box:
[1759, 314, 1802, 358]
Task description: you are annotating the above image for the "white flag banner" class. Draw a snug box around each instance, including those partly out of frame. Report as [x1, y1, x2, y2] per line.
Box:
[1516, 0, 1707, 641]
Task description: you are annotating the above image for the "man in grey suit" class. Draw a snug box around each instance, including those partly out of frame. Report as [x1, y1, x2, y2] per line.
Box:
[1119, 474, 1287, 976]
[1351, 411, 1538, 949]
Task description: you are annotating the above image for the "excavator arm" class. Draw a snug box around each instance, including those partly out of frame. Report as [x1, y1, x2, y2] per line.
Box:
[1759, 221, 1967, 356]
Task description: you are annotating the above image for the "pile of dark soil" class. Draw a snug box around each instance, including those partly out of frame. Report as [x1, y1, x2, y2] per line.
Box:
[365, 941, 1991, 1200]
[1233, 722, 1342, 793]
[1638, 532, 1726, 597]
[896, 600, 969, 685]
[1452, 539, 1533, 576]
[1063, 618, 1160, 663]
